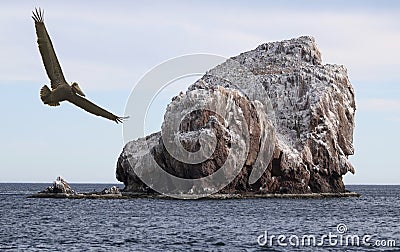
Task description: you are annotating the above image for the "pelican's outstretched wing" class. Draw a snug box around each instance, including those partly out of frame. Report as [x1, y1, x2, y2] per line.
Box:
[32, 8, 66, 89]
[67, 95, 127, 123]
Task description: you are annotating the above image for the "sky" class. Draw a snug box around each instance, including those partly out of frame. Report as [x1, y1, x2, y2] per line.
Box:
[0, 0, 399, 184]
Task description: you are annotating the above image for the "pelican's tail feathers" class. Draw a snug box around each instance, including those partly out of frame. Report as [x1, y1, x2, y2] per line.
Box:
[40, 85, 51, 102]
[40, 85, 59, 106]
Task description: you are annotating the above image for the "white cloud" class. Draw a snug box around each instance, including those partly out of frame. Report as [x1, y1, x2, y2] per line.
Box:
[386, 116, 400, 122]
[357, 98, 400, 112]
[1, 2, 400, 90]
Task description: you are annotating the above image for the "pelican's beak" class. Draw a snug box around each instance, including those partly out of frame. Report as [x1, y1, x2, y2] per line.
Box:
[72, 83, 85, 97]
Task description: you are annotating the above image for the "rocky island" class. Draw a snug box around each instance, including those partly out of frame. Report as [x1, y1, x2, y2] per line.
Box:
[116, 36, 358, 198]
[30, 36, 359, 200]
[29, 176, 123, 199]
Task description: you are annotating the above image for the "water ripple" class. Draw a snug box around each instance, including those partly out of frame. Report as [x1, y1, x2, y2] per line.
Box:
[0, 184, 398, 251]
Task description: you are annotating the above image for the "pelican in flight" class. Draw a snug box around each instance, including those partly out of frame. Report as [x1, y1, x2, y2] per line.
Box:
[32, 8, 127, 123]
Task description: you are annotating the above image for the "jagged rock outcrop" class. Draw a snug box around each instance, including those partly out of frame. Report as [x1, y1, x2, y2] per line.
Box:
[101, 186, 121, 195]
[31, 178, 125, 199]
[117, 36, 356, 196]
[40, 176, 76, 195]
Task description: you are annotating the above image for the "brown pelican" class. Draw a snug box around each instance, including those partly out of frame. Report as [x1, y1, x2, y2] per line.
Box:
[32, 8, 127, 123]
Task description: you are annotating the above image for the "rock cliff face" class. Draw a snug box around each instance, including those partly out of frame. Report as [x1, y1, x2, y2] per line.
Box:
[116, 36, 356, 195]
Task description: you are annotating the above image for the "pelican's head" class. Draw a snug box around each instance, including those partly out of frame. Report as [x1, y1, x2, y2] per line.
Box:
[71, 82, 85, 97]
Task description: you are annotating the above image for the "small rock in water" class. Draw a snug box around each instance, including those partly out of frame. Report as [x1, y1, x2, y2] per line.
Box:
[101, 186, 121, 195]
[41, 176, 75, 195]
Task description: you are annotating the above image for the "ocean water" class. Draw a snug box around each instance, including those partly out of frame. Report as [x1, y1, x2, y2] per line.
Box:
[0, 184, 398, 251]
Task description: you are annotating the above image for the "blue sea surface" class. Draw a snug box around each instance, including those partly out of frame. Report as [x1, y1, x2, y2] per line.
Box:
[0, 184, 399, 251]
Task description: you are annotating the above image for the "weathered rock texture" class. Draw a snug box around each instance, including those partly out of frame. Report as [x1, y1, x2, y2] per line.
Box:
[116, 36, 356, 194]
[40, 176, 75, 194]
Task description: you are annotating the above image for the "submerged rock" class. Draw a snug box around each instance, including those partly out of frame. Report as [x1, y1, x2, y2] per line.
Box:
[117, 36, 356, 196]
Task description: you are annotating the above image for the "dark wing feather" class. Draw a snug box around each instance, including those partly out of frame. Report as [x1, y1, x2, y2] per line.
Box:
[67, 94, 126, 123]
[32, 8, 66, 89]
